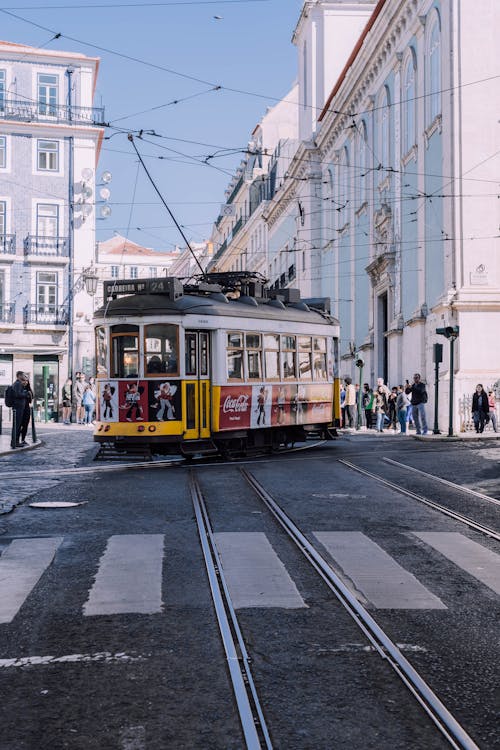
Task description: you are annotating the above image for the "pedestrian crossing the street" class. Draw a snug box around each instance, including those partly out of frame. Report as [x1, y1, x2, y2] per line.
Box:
[0, 531, 499, 622]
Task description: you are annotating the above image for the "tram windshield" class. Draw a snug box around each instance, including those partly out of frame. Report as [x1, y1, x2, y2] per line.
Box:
[111, 325, 139, 378]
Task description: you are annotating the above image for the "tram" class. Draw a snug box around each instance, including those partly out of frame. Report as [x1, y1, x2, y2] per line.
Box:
[92, 272, 341, 457]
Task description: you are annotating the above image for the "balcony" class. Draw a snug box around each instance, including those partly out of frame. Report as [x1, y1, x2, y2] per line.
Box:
[24, 304, 69, 326]
[24, 235, 69, 257]
[0, 302, 15, 323]
[0, 99, 105, 126]
[0, 234, 16, 254]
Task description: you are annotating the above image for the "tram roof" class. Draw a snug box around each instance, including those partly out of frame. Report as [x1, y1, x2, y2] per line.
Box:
[94, 291, 339, 328]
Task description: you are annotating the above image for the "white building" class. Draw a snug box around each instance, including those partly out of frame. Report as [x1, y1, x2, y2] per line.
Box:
[211, 0, 500, 431]
[0, 40, 104, 416]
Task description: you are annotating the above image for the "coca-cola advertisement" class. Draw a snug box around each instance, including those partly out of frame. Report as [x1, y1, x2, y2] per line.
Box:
[219, 386, 252, 430]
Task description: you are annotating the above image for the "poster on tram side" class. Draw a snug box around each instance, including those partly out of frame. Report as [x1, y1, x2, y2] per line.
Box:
[117, 381, 148, 422]
[148, 380, 181, 422]
[218, 386, 252, 430]
[97, 380, 119, 422]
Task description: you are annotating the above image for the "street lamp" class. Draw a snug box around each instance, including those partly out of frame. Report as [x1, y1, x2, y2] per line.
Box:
[355, 354, 364, 430]
[436, 326, 460, 437]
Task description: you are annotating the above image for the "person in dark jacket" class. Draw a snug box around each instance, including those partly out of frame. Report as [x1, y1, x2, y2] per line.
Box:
[472, 384, 489, 433]
[405, 373, 428, 435]
[11, 371, 32, 447]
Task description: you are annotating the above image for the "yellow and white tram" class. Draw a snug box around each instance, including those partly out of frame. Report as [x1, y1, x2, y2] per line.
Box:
[93, 273, 341, 457]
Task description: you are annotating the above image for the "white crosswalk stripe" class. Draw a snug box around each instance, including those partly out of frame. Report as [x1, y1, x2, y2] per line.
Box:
[0, 537, 63, 623]
[313, 531, 446, 609]
[412, 532, 500, 595]
[83, 535, 165, 616]
[214, 531, 307, 609]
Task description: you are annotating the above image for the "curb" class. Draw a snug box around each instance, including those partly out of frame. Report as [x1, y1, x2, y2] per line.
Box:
[0, 439, 43, 458]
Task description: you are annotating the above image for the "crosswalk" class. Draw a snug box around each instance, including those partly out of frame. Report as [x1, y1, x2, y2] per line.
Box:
[0, 531, 499, 623]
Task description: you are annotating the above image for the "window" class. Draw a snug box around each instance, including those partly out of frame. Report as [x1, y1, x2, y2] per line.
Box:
[0, 201, 5, 236]
[378, 87, 390, 172]
[38, 73, 57, 116]
[151, 267, 158, 277]
[427, 15, 441, 124]
[281, 335, 296, 380]
[0, 70, 5, 111]
[0, 136, 5, 169]
[95, 327, 108, 378]
[144, 323, 179, 376]
[111, 324, 139, 378]
[129, 266, 138, 279]
[403, 51, 416, 153]
[185, 332, 197, 376]
[263, 333, 279, 380]
[111, 265, 119, 278]
[339, 146, 350, 223]
[357, 122, 367, 205]
[298, 336, 312, 380]
[37, 139, 59, 171]
[226, 332, 243, 380]
[302, 42, 307, 110]
[37, 203, 58, 238]
[37, 271, 57, 311]
[313, 337, 327, 380]
[246, 333, 262, 380]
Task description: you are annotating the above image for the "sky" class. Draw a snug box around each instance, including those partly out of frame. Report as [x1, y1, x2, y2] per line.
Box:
[0, 0, 304, 253]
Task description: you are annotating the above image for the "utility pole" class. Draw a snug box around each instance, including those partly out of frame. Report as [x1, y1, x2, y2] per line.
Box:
[436, 326, 460, 437]
[432, 343, 443, 434]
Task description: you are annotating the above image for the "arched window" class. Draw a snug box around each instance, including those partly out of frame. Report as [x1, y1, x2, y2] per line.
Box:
[339, 145, 350, 225]
[403, 50, 416, 153]
[302, 42, 307, 111]
[378, 87, 391, 172]
[358, 121, 368, 204]
[327, 166, 335, 232]
[427, 13, 441, 124]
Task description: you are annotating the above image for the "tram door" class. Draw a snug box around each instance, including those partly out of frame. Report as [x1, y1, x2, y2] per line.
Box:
[183, 331, 210, 440]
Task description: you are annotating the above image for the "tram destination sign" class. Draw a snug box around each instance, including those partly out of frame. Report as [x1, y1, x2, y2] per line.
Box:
[104, 277, 183, 301]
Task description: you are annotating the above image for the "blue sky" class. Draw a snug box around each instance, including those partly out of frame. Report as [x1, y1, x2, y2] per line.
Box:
[1, 0, 304, 252]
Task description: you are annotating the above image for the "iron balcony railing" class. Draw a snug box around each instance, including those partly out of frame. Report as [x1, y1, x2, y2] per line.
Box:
[24, 235, 69, 257]
[0, 98, 105, 126]
[23, 304, 69, 326]
[0, 302, 15, 323]
[0, 234, 16, 254]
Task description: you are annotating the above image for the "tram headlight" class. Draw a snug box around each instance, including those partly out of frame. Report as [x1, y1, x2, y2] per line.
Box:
[148, 425, 156, 432]
[137, 425, 145, 432]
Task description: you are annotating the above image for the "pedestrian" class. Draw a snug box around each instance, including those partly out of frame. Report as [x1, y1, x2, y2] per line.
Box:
[361, 383, 374, 429]
[487, 391, 497, 432]
[374, 385, 388, 432]
[61, 377, 72, 424]
[376, 377, 391, 399]
[340, 382, 346, 427]
[396, 385, 410, 434]
[405, 373, 428, 435]
[10, 371, 32, 447]
[82, 384, 96, 425]
[387, 386, 398, 432]
[344, 377, 356, 428]
[73, 372, 86, 424]
[471, 384, 489, 434]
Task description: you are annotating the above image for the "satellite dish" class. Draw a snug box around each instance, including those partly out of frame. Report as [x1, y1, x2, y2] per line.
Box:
[81, 167, 93, 181]
[101, 171, 112, 184]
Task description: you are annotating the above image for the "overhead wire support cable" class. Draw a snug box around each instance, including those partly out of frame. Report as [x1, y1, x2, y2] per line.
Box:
[127, 133, 207, 279]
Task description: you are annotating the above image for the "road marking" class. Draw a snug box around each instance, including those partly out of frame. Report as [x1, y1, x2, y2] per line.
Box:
[0, 652, 144, 669]
[0, 537, 63, 624]
[213, 532, 307, 609]
[313, 531, 446, 609]
[84, 535, 164, 616]
[412, 532, 500, 594]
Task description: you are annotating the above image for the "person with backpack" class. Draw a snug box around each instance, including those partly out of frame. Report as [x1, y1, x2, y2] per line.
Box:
[7, 371, 33, 447]
[361, 383, 374, 429]
[405, 373, 428, 435]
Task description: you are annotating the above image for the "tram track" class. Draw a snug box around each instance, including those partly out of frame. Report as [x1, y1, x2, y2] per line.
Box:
[339, 459, 500, 542]
[238, 468, 480, 750]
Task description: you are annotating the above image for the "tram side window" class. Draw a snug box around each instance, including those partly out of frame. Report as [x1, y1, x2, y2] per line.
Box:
[111, 325, 139, 378]
[95, 326, 108, 378]
[281, 335, 297, 380]
[313, 337, 327, 380]
[298, 336, 312, 380]
[246, 333, 262, 380]
[263, 333, 279, 380]
[145, 324, 179, 375]
[226, 332, 243, 380]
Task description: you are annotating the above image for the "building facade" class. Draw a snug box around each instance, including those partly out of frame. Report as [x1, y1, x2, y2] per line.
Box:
[0, 40, 104, 416]
[210, 0, 500, 430]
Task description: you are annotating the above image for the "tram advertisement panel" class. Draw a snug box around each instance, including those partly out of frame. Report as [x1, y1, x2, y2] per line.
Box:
[97, 380, 181, 422]
[218, 383, 333, 431]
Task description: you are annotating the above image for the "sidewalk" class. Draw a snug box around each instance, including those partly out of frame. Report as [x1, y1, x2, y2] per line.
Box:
[340, 426, 500, 441]
[0, 419, 93, 456]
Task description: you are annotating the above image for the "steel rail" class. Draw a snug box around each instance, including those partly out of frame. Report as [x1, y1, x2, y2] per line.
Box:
[382, 457, 500, 508]
[339, 459, 500, 542]
[240, 468, 480, 750]
[189, 473, 273, 750]
[0, 441, 327, 480]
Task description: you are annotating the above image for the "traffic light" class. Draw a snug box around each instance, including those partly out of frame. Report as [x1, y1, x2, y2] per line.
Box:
[436, 326, 459, 339]
[355, 357, 364, 368]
